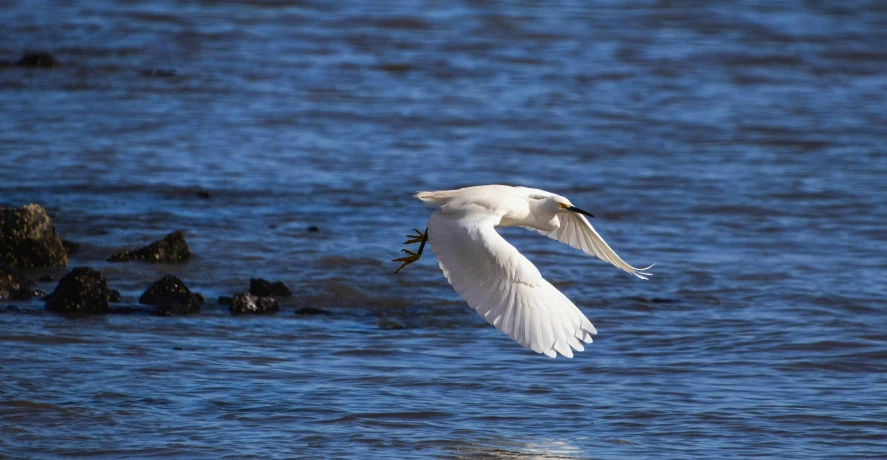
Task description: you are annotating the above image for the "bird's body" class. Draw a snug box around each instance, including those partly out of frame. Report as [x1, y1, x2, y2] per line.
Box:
[395, 184, 652, 358]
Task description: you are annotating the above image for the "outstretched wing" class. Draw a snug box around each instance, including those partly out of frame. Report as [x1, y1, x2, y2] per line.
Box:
[540, 212, 653, 279]
[428, 211, 596, 358]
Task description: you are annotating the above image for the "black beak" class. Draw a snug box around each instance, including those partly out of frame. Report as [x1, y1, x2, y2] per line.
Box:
[567, 206, 594, 218]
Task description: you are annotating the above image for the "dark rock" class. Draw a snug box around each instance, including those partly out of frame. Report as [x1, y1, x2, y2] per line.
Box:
[107, 231, 191, 263]
[249, 278, 292, 298]
[217, 295, 233, 306]
[139, 275, 202, 315]
[229, 293, 279, 315]
[62, 239, 80, 255]
[248, 278, 273, 297]
[0, 203, 68, 268]
[38, 275, 55, 282]
[196, 190, 211, 199]
[307, 225, 320, 232]
[109, 289, 122, 303]
[44, 267, 110, 314]
[0, 262, 41, 300]
[294, 307, 332, 316]
[17, 52, 60, 68]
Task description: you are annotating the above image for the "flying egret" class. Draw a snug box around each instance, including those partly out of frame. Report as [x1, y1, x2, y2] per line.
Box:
[393, 184, 653, 358]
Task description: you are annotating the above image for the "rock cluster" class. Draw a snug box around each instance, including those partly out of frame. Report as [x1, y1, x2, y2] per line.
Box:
[2, 203, 310, 320]
[226, 278, 292, 315]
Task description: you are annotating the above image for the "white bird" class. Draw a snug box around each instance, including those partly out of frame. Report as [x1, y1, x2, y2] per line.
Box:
[393, 184, 653, 358]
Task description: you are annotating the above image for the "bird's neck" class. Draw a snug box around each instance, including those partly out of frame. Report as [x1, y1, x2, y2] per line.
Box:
[499, 201, 559, 232]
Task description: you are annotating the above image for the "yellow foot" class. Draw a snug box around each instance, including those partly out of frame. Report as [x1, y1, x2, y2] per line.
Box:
[393, 249, 421, 274]
[403, 228, 426, 245]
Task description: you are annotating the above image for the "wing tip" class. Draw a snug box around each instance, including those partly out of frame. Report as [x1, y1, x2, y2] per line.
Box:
[567, 337, 585, 353]
[551, 339, 572, 358]
[631, 262, 655, 279]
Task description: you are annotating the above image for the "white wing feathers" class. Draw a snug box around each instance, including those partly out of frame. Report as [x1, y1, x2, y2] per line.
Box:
[541, 212, 654, 280]
[428, 212, 597, 358]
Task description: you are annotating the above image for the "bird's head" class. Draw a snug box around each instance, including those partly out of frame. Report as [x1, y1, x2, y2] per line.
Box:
[529, 195, 594, 232]
[555, 198, 594, 218]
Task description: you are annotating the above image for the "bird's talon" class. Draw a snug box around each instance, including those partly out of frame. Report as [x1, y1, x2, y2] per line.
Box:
[403, 228, 427, 245]
[393, 227, 428, 273]
[393, 252, 421, 273]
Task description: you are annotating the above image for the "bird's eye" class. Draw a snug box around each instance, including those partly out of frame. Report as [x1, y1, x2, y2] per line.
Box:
[558, 202, 569, 209]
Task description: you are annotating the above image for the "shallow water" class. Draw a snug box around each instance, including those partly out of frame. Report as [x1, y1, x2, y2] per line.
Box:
[1, 0, 886, 458]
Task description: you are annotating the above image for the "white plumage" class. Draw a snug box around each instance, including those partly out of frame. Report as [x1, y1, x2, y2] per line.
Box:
[399, 185, 653, 358]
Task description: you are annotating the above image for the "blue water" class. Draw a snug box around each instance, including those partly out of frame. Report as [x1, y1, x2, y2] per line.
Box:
[1, 1, 885, 458]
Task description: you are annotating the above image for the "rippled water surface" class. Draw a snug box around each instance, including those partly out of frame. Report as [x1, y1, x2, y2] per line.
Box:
[1, 0, 886, 458]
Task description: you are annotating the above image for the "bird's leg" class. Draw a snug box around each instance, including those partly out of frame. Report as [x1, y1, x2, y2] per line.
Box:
[393, 227, 428, 273]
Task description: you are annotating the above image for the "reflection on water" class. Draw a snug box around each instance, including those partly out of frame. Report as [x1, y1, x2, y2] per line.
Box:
[455, 438, 585, 459]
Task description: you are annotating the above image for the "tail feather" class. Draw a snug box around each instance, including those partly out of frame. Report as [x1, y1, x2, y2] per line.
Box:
[415, 190, 461, 205]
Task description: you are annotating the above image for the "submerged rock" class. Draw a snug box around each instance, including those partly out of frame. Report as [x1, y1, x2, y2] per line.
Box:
[107, 305, 151, 315]
[140, 68, 176, 77]
[44, 267, 110, 314]
[229, 293, 279, 315]
[109, 289, 122, 303]
[651, 297, 677, 304]
[0, 262, 43, 300]
[249, 278, 292, 298]
[377, 315, 406, 330]
[294, 307, 332, 316]
[0, 203, 68, 268]
[107, 231, 191, 263]
[16, 52, 60, 68]
[139, 275, 202, 315]
[217, 295, 233, 306]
